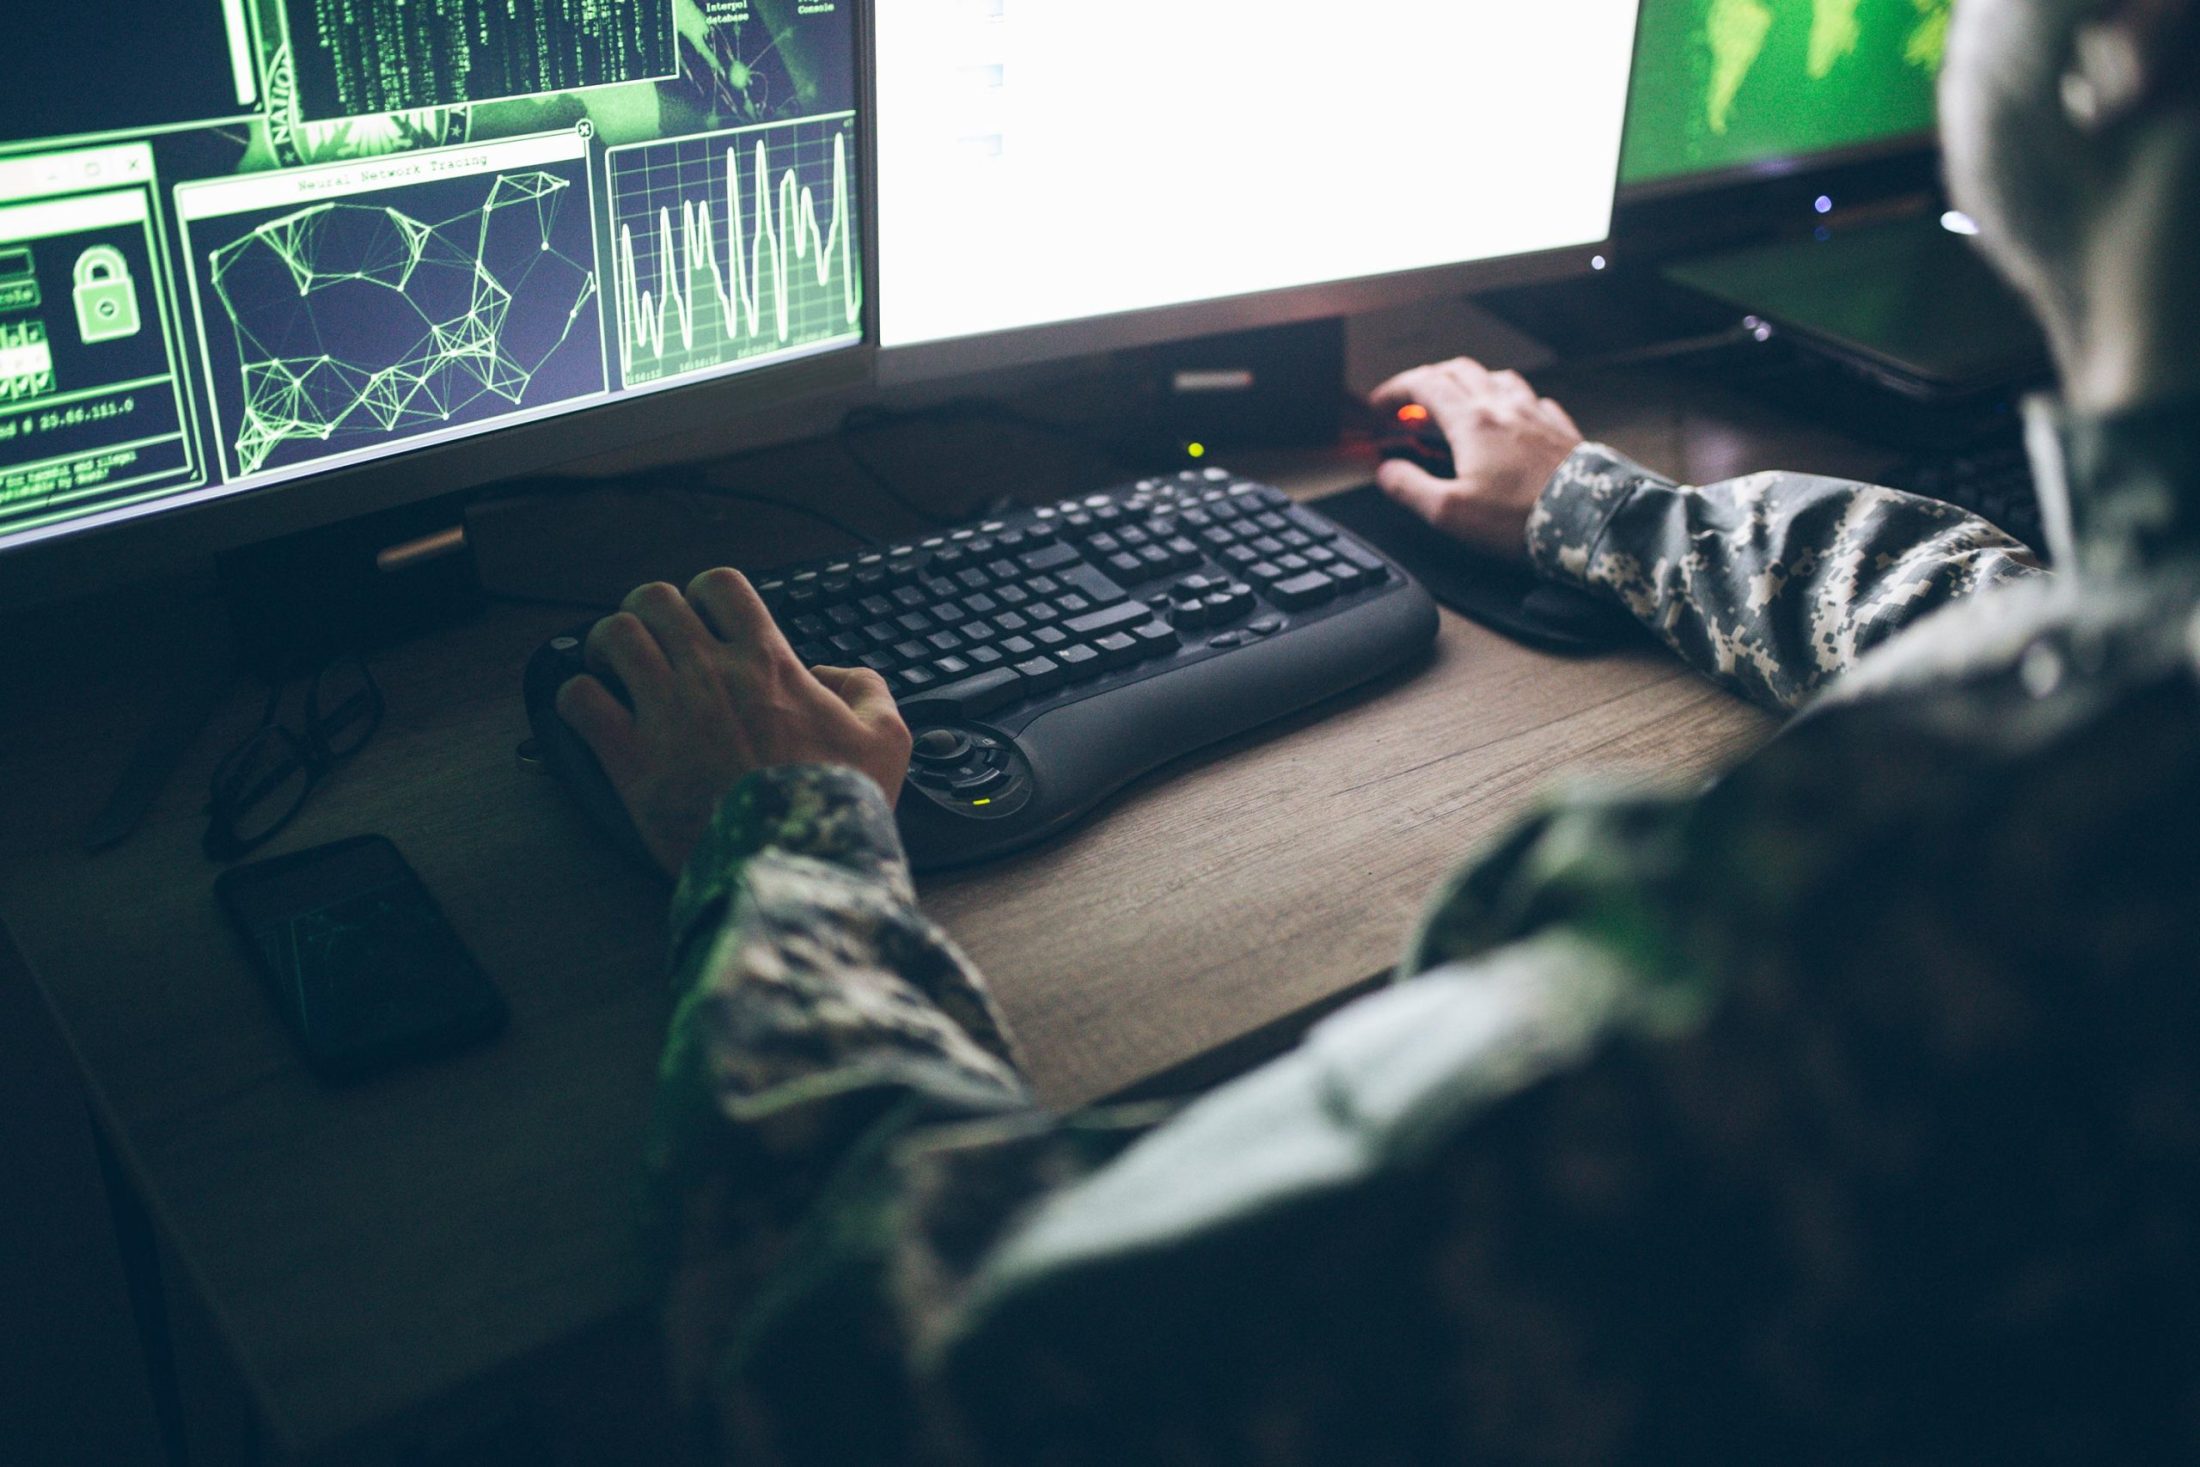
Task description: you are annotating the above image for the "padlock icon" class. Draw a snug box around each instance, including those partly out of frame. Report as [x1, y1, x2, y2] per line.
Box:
[73, 246, 141, 345]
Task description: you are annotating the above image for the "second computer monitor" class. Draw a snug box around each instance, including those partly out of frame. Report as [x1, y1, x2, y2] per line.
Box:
[1621, 0, 1947, 192]
[873, 0, 1644, 380]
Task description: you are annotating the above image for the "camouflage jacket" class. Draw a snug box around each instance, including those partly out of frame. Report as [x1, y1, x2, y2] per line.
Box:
[650, 397, 2200, 1463]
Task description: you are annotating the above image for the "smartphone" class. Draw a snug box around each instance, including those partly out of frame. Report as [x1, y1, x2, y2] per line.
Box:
[216, 835, 507, 1083]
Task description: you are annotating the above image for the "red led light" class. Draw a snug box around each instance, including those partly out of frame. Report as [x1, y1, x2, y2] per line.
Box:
[1396, 404, 1430, 424]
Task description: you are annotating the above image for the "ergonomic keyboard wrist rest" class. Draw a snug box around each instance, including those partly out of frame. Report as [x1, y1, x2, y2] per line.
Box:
[523, 468, 1440, 872]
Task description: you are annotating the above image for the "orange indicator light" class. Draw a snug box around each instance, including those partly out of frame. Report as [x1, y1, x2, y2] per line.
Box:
[1396, 404, 1430, 424]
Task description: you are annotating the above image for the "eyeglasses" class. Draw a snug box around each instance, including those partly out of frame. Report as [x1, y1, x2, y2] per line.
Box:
[203, 654, 384, 862]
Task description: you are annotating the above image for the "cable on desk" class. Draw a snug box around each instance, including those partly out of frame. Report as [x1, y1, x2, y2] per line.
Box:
[837, 397, 1138, 526]
[480, 470, 886, 550]
[670, 485, 884, 548]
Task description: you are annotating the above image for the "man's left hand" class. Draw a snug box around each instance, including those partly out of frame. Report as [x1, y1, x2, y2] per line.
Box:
[556, 568, 913, 876]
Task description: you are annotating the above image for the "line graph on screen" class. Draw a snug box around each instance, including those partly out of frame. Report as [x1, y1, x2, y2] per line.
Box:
[606, 115, 862, 387]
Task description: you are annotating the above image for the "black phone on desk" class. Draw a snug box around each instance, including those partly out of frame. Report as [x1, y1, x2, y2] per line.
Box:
[216, 835, 506, 1083]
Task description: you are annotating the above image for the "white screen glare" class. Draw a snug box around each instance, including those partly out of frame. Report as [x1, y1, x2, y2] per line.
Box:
[876, 0, 1643, 350]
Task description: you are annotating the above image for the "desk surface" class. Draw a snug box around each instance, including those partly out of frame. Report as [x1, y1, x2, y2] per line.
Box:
[0, 368, 1854, 1461]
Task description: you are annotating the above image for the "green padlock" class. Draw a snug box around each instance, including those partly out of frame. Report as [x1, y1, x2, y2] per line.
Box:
[73, 245, 141, 345]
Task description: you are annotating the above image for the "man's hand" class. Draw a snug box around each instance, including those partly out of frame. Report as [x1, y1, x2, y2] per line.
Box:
[1369, 358, 1585, 562]
[555, 569, 913, 876]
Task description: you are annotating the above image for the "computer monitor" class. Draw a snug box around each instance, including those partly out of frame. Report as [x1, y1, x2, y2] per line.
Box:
[1620, 0, 1947, 195]
[871, 0, 1645, 384]
[1, 0, 872, 597]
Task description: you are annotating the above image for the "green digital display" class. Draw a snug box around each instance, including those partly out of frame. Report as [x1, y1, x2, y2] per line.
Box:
[1, 0, 864, 549]
[1622, 0, 1950, 188]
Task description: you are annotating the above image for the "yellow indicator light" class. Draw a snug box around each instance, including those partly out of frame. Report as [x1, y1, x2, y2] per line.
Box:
[1186, 441, 1207, 459]
[971, 798, 992, 807]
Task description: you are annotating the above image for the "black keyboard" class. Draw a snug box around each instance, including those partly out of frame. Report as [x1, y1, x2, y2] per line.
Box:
[1883, 431, 2047, 556]
[524, 468, 1439, 871]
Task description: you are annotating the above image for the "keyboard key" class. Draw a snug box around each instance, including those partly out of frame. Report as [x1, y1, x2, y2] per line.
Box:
[896, 611, 934, 634]
[1057, 643, 1104, 679]
[1033, 625, 1070, 648]
[1022, 543, 1082, 573]
[1014, 656, 1066, 692]
[926, 629, 964, 653]
[901, 666, 1027, 720]
[1065, 600, 1152, 638]
[894, 639, 930, 663]
[1269, 571, 1337, 609]
[900, 665, 940, 691]
[1095, 631, 1140, 666]
[1000, 634, 1037, 658]
[950, 766, 1012, 795]
[1131, 620, 1179, 652]
[966, 645, 1006, 669]
[932, 654, 973, 678]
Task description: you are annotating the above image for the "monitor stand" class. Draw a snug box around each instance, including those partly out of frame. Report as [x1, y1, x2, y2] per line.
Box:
[216, 494, 484, 682]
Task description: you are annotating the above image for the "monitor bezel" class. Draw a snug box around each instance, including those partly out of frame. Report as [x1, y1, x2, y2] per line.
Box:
[875, 0, 1652, 389]
[1611, 133, 1944, 262]
[875, 238, 1620, 388]
[1619, 127, 1938, 204]
[0, 0, 885, 610]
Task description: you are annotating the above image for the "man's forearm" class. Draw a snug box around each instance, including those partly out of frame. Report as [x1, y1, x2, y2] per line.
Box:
[650, 766, 1034, 1398]
[1527, 444, 2045, 713]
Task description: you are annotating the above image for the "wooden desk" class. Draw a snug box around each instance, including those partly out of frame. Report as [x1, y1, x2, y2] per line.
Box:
[0, 372, 1829, 1462]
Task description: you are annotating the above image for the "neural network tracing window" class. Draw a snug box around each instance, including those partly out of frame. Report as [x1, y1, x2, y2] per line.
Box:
[1, 0, 863, 547]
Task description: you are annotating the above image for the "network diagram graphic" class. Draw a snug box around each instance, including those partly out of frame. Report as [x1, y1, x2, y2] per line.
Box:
[606, 116, 862, 387]
[206, 171, 600, 476]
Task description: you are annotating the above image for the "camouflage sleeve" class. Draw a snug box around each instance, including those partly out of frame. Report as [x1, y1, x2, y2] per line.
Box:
[650, 759, 1722, 1464]
[647, 763, 1035, 1427]
[1525, 442, 2044, 712]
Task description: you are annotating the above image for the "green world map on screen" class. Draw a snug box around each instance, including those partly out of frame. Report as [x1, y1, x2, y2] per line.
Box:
[1623, 0, 1951, 186]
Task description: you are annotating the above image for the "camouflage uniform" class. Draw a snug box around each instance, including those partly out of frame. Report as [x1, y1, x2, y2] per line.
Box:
[650, 396, 2200, 1463]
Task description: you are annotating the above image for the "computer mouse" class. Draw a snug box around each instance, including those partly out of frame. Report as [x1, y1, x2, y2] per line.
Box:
[1374, 403, 1456, 479]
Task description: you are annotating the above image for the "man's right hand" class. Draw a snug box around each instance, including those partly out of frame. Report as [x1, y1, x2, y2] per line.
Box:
[1368, 358, 1585, 562]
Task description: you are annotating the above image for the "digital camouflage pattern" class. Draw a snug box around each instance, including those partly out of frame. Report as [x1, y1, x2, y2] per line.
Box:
[650, 396, 2200, 1463]
[1527, 442, 2044, 712]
